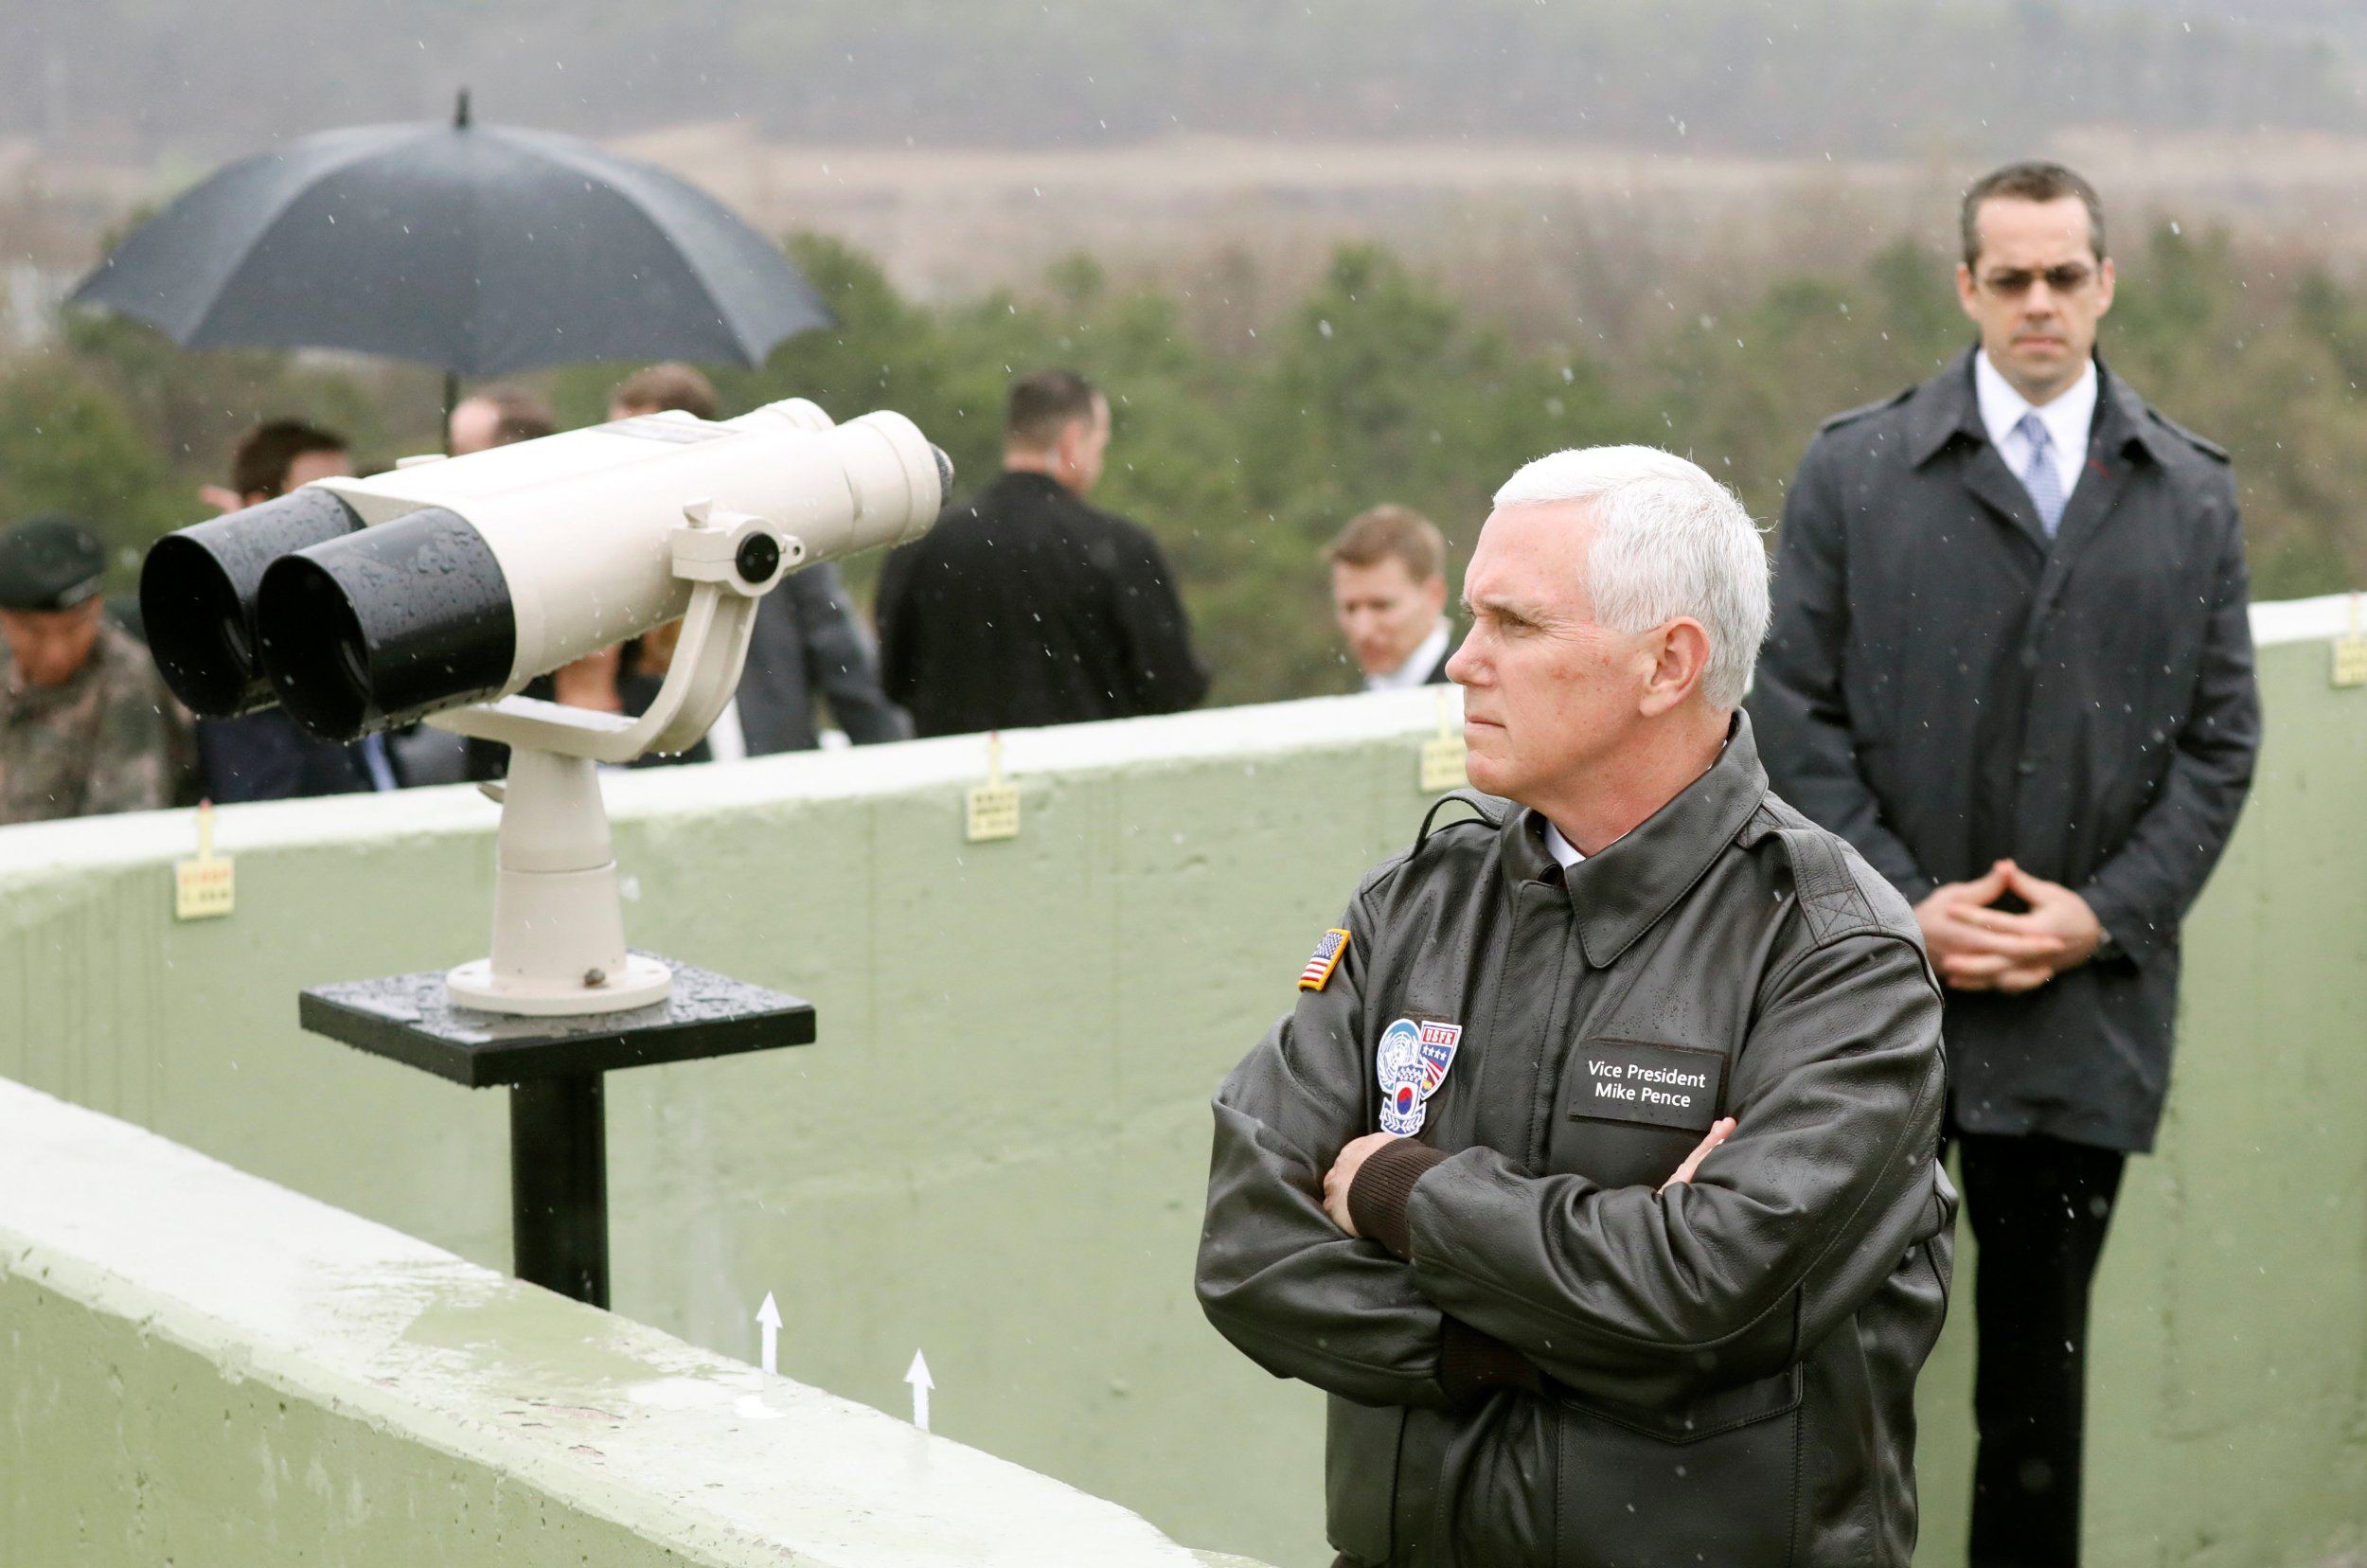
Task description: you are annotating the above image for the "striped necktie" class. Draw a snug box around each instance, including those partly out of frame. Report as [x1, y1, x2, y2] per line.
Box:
[2015, 411, 2067, 537]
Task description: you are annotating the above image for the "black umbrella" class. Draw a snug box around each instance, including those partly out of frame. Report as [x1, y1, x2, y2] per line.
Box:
[70, 93, 832, 417]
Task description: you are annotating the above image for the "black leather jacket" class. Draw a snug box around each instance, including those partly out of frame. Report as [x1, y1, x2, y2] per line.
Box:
[1196, 717, 1954, 1567]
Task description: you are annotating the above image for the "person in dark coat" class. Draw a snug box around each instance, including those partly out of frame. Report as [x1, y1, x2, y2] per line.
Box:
[192, 420, 405, 802]
[734, 564, 911, 752]
[874, 368, 1206, 738]
[1751, 160, 2260, 1568]
[1326, 504, 1458, 692]
[606, 364, 908, 755]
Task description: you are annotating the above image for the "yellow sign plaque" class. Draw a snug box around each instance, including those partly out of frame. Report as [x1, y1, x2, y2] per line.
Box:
[966, 734, 1022, 842]
[1419, 687, 1468, 793]
[2335, 635, 2367, 689]
[1420, 736, 1469, 793]
[2333, 596, 2367, 688]
[173, 802, 236, 920]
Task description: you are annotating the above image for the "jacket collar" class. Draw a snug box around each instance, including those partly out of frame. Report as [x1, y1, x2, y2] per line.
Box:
[2095, 360, 2180, 467]
[1907, 346, 2172, 470]
[991, 468, 1077, 504]
[1501, 711, 1771, 967]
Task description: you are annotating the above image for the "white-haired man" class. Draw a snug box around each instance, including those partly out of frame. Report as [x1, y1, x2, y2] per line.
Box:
[1196, 447, 1955, 1568]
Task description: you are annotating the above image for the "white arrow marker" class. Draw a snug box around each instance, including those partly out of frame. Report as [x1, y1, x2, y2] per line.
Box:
[903, 1348, 934, 1433]
[756, 1292, 781, 1378]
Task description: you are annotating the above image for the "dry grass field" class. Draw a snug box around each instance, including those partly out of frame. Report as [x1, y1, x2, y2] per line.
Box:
[596, 122, 2367, 327]
[12, 122, 2367, 336]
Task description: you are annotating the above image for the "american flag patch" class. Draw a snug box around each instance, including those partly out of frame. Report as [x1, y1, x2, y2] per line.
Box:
[1298, 929, 1351, 991]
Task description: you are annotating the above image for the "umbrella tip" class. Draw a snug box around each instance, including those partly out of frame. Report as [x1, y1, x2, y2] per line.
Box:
[454, 87, 472, 130]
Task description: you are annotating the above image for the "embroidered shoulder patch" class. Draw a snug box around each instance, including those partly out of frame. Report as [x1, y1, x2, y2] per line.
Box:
[1298, 929, 1350, 991]
[1377, 1017, 1462, 1135]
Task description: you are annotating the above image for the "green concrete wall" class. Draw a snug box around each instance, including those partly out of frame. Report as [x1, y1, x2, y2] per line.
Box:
[0, 1077, 1249, 1567]
[3, 1275, 703, 1568]
[0, 689, 1450, 1568]
[3, 610, 2364, 1567]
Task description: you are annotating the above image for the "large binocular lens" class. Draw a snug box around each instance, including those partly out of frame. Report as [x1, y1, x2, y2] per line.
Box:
[139, 489, 363, 717]
[256, 508, 518, 742]
[136, 402, 949, 744]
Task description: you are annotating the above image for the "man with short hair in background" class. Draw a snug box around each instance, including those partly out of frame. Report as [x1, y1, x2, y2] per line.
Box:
[875, 368, 1206, 737]
[196, 417, 353, 518]
[0, 514, 193, 824]
[1753, 160, 2260, 1568]
[447, 384, 555, 455]
[191, 419, 409, 801]
[1327, 504, 1456, 691]
[605, 363, 908, 757]
[608, 362, 718, 423]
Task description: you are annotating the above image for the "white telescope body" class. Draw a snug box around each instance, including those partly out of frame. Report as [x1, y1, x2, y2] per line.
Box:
[143, 399, 947, 741]
[138, 399, 951, 1018]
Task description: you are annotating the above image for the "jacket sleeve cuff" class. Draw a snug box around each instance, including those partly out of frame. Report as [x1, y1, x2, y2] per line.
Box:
[1348, 1137, 1451, 1259]
[2078, 882, 2161, 968]
[1438, 1315, 1547, 1403]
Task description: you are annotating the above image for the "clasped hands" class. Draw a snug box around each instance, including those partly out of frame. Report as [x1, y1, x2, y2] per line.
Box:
[1913, 858, 2101, 993]
[1322, 1116, 1738, 1238]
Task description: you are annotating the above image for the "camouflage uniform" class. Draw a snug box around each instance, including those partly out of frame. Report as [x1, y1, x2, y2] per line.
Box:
[0, 621, 195, 824]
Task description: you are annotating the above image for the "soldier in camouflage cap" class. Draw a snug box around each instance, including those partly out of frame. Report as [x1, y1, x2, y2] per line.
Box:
[0, 514, 194, 824]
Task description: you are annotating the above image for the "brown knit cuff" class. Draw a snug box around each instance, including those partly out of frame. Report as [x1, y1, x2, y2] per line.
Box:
[1347, 1137, 1450, 1258]
[1438, 1315, 1547, 1403]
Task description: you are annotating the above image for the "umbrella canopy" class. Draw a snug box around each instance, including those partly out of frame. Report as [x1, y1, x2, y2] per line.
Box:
[69, 101, 832, 378]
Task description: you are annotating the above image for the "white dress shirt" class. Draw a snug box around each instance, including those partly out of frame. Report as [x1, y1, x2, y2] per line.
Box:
[1543, 819, 1587, 869]
[1974, 349, 2096, 505]
[1364, 620, 1451, 693]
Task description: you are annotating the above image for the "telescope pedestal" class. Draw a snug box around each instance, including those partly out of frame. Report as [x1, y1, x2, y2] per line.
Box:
[510, 1072, 609, 1307]
[446, 746, 672, 1016]
[297, 961, 815, 1308]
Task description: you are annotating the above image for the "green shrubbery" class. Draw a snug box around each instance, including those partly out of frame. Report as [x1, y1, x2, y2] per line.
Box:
[8, 223, 2362, 706]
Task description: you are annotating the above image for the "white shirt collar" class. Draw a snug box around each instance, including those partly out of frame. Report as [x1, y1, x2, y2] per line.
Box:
[1542, 819, 1586, 868]
[1974, 349, 2096, 500]
[1363, 619, 1451, 693]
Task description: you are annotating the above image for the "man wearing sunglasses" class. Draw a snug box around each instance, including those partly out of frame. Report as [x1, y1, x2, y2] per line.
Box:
[1753, 162, 2260, 1567]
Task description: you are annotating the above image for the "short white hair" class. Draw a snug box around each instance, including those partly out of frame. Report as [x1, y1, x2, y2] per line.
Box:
[1491, 445, 1771, 711]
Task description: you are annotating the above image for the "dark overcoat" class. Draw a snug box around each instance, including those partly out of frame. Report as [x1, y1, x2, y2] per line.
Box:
[197, 711, 381, 801]
[735, 561, 910, 754]
[1751, 349, 2260, 1152]
[875, 470, 1206, 738]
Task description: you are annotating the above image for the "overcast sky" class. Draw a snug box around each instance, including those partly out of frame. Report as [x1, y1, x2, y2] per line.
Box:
[6, 0, 2363, 164]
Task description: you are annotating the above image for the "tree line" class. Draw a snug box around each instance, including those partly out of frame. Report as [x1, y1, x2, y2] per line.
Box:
[2, 222, 2359, 707]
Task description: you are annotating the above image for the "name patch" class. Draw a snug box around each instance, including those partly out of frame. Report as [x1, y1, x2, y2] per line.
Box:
[1569, 1039, 1726, 1132]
